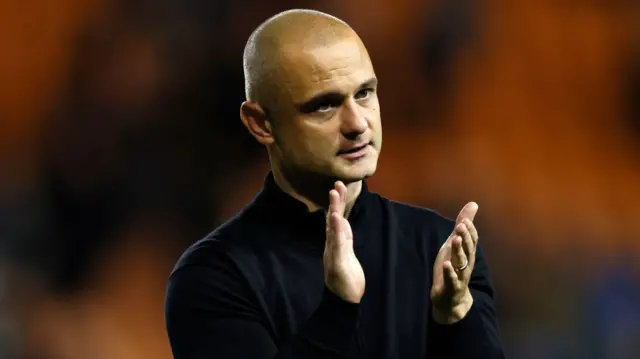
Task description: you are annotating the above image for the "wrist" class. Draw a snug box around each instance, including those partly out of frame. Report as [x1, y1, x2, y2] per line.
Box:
[432, 290, 474, 324]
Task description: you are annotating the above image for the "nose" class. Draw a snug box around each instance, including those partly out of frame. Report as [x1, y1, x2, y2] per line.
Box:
[340, 99, 368, 139]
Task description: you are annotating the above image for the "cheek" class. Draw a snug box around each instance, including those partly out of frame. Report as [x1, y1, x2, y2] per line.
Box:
[302, 131, 342, 166]
[365, 100, 381, 125]
[367, 113, 382, 133]
[279, 126, 334, 160]
[302, 131, 337, 157]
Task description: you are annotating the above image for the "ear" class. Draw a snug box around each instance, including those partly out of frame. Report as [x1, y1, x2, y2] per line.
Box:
[240, 101, 274, 145]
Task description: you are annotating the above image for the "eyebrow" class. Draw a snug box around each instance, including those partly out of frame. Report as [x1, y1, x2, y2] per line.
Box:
[295, 77, 378, 113]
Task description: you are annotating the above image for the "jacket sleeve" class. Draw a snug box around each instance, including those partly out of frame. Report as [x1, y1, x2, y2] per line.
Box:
[426, 243, 506, 358]
[165, 247, 360, 359]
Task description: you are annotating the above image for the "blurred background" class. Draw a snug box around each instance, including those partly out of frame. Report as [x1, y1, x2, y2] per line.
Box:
[1, 0, 639, 358]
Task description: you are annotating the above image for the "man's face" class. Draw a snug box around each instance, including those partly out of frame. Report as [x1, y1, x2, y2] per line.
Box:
[269, 37, 382, 183]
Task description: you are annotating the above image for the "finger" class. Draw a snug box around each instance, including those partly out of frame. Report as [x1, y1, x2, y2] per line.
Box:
[443, 261, 461, 292]
[332, 212, 344, 234]
[456, 202, 479, 224]
[326, 190, 341, 236]
[461, 220, 478, 268]
[335, 181, 347, 214]
[450, 236, 467, 272]
[335, 181, 347, 197]
[330, 214, 354, 256]
[328, 212, 343, 243]
[463, 218, 479, 245]
[340, 217, 353, 242]
[455, 223, 475, 258]
[328, 189, 341, 217]
[325, 213, 341, 262]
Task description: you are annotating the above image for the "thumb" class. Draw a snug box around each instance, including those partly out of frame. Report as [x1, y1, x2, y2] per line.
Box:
[456, 202, 479, 224]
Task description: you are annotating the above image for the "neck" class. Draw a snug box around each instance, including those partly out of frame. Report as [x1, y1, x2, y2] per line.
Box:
[271, 166, 362, 216]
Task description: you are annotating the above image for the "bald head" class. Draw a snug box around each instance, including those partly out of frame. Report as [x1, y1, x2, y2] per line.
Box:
[242, 9, 358, 113]
[239, 9, 381, 186]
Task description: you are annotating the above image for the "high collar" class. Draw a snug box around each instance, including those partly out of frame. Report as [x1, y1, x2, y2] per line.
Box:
[254, 171, 371, 224]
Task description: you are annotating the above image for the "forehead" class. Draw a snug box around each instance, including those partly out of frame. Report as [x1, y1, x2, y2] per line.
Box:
[279, 39, 375, 103]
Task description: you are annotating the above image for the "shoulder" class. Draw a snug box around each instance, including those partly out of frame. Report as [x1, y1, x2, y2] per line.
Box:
[171, 210, 257, 275]
[165, 217, 265, 323]
[166, 212, 261, 305]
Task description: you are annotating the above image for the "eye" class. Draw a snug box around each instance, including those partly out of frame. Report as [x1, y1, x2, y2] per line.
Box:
[311, 97, 342, 114]
[316, 104, 334, 113]
[355, 88, 374, 100]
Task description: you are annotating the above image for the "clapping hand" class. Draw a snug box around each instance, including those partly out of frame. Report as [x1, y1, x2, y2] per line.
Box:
[430, 202, 479, 324]
[323, 181, 366, 303]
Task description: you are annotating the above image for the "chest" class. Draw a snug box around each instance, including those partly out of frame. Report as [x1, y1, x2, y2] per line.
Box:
[252, 225, 434, 358]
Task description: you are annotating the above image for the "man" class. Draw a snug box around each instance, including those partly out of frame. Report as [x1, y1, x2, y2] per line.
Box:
[165, 9, 504, 359]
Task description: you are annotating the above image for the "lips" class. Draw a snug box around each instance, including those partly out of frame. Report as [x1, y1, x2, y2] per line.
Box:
[338, 142, 370, 155]
[337, 142, 372, 160]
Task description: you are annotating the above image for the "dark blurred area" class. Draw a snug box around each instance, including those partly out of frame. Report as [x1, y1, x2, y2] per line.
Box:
[1, 1, 639, 358]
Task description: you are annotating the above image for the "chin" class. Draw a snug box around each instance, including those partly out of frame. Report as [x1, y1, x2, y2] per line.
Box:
[335, 162, 378, 183]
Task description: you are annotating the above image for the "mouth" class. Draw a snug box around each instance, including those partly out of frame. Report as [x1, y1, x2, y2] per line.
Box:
[338, 142, 372, 160]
